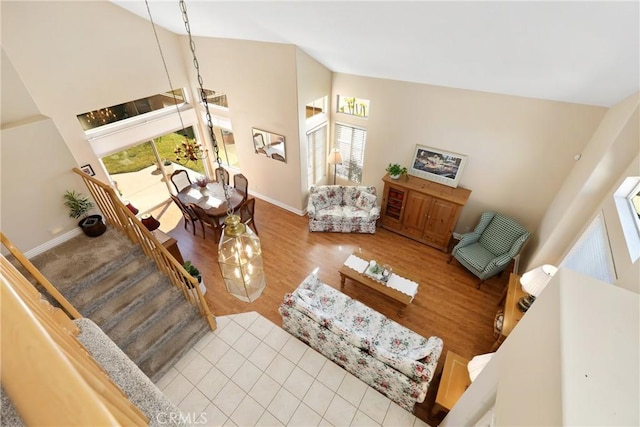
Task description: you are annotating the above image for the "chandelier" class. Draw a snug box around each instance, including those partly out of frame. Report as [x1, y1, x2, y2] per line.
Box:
[86, 108, 116, 126]
[178, 0, 266, 302]
[174, 138, 208, 164]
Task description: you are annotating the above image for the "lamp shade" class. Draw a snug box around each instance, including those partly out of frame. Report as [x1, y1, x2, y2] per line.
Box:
[327, 148, 343, 165]
[140, 213, 160, 231]
[218, 215, 266, 302]
[468, 352, 495, 382]
[520, 264, 557, 297]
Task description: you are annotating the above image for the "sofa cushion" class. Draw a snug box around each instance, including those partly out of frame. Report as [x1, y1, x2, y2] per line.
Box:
[332, 299, 386, 349]
[455, 242, 496, 271]
[343, 186, 376, 207]
[355, 190, 377, 212]
[375, 318, 431, 360]
[295, 278, 351, 325]
[342, 206, 371, 219]
[317, 205, 345, 220]
[311, 185, 343, 211]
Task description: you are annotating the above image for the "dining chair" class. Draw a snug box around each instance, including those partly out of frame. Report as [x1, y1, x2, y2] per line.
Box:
[239, 197, 258, 235]
[214, 167, 230, 186]
[170, 195, 203, 237]
[233, 173, 249, 201]
[170, 169, 192, 194]
[188, 203, 225, 243]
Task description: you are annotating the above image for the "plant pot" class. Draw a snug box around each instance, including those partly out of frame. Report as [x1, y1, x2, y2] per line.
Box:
[79, 214, 107, 237]
[189, 275, 207, 299]
[163, 163, 174, 175]
[390, 174, 401, 180]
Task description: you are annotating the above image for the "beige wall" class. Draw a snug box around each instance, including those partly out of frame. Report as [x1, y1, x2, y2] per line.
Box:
[526, 93, 640, 292]
[331, 73, 606, 244]
[185, 36, 303, 211]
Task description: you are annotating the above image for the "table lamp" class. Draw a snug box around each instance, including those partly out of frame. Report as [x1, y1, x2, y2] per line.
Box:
[518, 264, 558, 312]
[140, 213, 160, 231]
[468, 352, 495, 382]
[327, 148, 343, 185]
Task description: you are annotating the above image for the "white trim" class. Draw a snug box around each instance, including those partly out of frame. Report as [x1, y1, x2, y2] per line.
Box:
[613, 176, 640, 262]
[24, 228, 83, 259]
[250, 191, 304, 216]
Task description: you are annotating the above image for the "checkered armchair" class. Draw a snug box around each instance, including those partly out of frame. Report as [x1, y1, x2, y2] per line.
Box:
[450, 212, 530, 289]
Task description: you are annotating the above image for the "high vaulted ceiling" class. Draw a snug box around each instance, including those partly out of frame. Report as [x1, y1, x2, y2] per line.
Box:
[112, 1, 639, 107]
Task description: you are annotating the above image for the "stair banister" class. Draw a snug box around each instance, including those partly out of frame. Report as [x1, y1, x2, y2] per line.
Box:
[72, 167, 216, 330]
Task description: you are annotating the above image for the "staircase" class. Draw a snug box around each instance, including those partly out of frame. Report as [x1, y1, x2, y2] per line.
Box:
[27, 227, 210, 383]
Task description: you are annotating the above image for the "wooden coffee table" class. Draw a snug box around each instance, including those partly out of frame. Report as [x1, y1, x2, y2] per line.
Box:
[338, 250, 418, 316]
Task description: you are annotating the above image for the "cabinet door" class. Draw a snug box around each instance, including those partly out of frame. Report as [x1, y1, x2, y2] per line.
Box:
[382, 184, 406, 229]
[424, 198, 457, 246]
[403, 191, 432, 236]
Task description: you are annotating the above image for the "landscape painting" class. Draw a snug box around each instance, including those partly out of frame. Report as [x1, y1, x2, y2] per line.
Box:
[409, 145, 467, 188]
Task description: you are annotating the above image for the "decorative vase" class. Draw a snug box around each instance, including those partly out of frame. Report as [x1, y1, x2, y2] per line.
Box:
[199, 186, 209, 196]
[79, 214, 107, 237]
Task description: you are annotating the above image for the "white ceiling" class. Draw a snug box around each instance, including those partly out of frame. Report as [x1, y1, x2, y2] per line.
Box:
[112, 1, 639, 107]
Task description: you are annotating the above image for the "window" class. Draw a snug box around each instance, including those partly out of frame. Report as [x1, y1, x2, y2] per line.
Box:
[201, 88, 229, 110]
[204, 114, 238, 168]
[337, 95, 370, 118]
[613, 177, 640, 262]
[77, 90, 185, 131]
[560, 212, 616, 283]
[306, 96, 326, 119]
[335, 123, 366, 183]
[307, 123, 327, 185]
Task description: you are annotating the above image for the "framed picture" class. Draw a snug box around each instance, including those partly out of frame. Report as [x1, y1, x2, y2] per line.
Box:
[80, 164, 95, 176]
[409, 145, 467, 188]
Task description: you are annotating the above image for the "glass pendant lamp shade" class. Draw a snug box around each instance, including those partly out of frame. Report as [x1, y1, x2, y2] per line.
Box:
[218, 214, 266, 302]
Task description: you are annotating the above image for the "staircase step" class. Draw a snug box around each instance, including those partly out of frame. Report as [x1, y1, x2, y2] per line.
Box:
[103, 282, 182, 344]
[138, 311, 211, 383]
[30, 228, 140, 295]
[87, 269, 167, 328]
[71, 256, 157, 314]
[121, 296, 198, 362]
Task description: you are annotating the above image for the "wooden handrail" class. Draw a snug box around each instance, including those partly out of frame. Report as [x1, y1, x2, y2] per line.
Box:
[72, 167, 216, 330]
[1, 256, 148, 426]
[1, 232, 82, 319]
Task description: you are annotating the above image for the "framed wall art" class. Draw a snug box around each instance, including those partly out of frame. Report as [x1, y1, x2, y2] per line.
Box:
[409, 145, 467, 188]
[80, 164, 95, 176]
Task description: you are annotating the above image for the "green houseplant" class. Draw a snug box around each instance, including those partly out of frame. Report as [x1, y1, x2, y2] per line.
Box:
[63, 190, 106, 237]
[386, 163, 407, 179]
[183, 261, 207, 295]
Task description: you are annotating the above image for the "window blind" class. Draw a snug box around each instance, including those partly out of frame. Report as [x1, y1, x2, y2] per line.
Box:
[560, 212, 616, 284]
[306, 123, 327, 186]
[335, 123, 366, 183]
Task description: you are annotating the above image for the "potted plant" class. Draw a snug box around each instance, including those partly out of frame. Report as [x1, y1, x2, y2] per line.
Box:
[162, 159, 174, 175]
[63, 190, 106, 237]
[183, 260, 207, 296]
[386, 163, 408, 179]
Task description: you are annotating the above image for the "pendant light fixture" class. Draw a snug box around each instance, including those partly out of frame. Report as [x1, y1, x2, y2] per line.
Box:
[179, 0, 267, 302]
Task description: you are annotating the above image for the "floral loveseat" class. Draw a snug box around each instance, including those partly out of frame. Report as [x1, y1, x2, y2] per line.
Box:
[307, 185, 380, 233]
[279, 273, 443, 412]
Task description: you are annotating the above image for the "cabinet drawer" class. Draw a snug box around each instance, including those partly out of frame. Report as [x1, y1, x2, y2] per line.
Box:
[402, 225, 424, 239]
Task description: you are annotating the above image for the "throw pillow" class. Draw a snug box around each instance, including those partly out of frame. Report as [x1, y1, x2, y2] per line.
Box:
[355, 191, 377, 212]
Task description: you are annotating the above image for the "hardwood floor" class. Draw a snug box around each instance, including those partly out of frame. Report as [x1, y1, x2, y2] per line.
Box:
[151, 197, 510, 424]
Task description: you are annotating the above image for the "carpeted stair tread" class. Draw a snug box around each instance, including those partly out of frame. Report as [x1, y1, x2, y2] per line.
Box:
[30, 228, 141, 295]
[139, 312, 211, 383]
[120, 295, 200, 362]
[103, 283, 183, 344]
[70, 256, 157, 313]
[87, 269, 169, 327]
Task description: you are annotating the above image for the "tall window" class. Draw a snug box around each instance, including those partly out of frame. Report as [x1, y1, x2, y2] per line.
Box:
[307, 124, 327, 185]
[306, 96, 327, 119]
[202, 88, 229, 110]
[335, 123, 366, 184]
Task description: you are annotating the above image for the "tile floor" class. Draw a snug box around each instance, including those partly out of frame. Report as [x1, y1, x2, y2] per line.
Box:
[155, 312, 431, 427]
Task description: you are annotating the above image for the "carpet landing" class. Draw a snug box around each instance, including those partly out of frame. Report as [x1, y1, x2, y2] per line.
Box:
[27, 227, 210, 383]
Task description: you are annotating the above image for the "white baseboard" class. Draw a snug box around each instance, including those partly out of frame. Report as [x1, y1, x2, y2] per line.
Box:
[250, 191, 305, 216]
[24, 228, 83, 259]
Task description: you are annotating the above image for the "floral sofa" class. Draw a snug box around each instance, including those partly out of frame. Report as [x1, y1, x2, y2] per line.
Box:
[279, 273, 443, 412]
[307, 185, 380, 233]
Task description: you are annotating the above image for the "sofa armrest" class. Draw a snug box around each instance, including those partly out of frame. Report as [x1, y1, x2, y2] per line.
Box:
[373, 336, 443, 383]
[307, 198, 317, 218]
[452, 232, 481, 255]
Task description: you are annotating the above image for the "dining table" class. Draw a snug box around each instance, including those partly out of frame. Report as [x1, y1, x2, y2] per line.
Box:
[177, 181, 244, 219]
